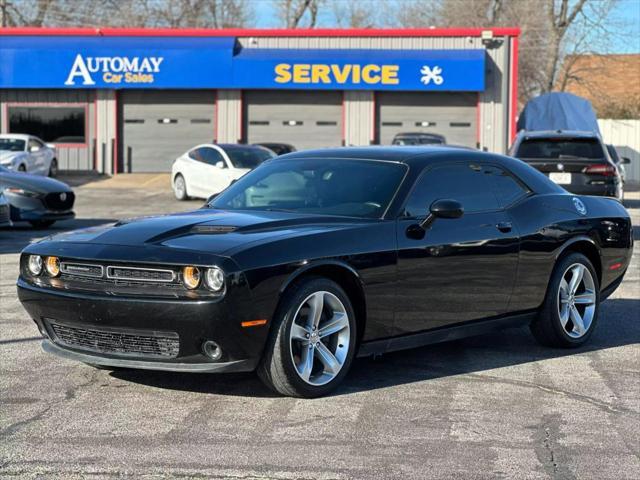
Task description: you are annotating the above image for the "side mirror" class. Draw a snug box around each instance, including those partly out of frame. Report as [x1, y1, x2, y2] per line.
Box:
[29, 145, 41, 152]
[621, 156, 631, 165]
[215, 161, 225, 169]
[420, 199, 464, 229]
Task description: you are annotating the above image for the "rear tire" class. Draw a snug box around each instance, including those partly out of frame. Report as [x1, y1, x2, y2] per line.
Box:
[257, 277, 357, 398]
[173, 174, 189, 201]
[531, 252, 600, 348]
[29, 220, 55, 228]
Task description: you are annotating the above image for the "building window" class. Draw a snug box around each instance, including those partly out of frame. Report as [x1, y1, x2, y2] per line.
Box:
[8, 106, 86, 144]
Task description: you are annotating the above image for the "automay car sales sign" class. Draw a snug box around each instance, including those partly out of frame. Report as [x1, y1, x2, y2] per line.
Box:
[0, 36, 485, 91]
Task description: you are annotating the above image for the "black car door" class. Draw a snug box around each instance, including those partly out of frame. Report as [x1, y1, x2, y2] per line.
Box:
[394, 162, 522, 335]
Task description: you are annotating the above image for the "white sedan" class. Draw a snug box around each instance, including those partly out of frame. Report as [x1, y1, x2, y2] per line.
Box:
[171, 143, 275, 200]
[0, 134, 57, 176]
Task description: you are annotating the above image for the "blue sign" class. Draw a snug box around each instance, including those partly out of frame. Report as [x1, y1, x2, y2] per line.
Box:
[0, 36, 485, 91]
[231, 48, 485, 91]
[0, 36, 234, 89]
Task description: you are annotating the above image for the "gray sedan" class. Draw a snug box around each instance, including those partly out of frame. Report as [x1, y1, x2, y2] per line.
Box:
[0, 166, 74, 228]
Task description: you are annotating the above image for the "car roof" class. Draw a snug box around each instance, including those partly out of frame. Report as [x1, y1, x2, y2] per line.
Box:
[217, 143, 265, 150]
[277, 146, 484, 165]
[0, 134, 31, 141]
[518, 130, 600, 139]
[394, 132, 445, 138]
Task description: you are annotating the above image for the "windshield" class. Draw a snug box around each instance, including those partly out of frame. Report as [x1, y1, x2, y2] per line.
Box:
[0, 138, 26, 152]
[516, 138, 605, 160]
[210, 158, 407, 219]
[224, 147, 274, 169]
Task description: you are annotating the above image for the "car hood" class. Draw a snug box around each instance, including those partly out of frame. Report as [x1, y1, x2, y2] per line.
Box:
[38, 208, 373, 256]
[0, 171, 72, 193]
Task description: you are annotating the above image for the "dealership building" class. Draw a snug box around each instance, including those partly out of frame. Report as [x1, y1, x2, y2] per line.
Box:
[0, 27, 519, 174]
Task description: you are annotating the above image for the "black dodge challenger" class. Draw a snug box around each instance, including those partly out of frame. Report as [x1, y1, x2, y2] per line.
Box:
[17, 147, 632, 397]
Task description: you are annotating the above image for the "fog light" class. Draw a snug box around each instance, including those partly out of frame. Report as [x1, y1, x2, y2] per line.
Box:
[182, 266, 200, 289]
[45, 256, 60, 277]
[204, 266, 225, 292]
[27, 255, 43, 276]
[202, 340, 222, 361]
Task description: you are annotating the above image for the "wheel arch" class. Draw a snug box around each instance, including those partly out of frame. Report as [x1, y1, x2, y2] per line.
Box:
[556, 236, 602, 285]
[279, 261, 367, 347]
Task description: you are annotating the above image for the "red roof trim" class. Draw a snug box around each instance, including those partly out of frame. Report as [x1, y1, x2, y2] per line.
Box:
[0, 27, 520, 38]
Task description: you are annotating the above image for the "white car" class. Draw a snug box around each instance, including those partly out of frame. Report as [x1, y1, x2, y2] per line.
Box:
[171, 143, 275, 200]
[0, 134, 57, 177]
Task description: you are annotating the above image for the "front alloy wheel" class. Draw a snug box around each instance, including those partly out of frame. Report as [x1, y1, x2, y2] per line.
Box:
[173, 174, 188, 201]
[289, 291, 351, 386]
[258, 277, 357, 397]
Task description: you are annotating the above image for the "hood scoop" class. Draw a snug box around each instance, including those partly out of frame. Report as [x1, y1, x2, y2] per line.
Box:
[190, 225, 238, 234]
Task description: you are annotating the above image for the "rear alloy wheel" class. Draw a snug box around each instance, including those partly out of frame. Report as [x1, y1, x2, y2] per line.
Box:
[531, 252, 600, 347]
[258, 277, 357, 397]
[48, 158, 58, 177]
[173, 174, 188, 201]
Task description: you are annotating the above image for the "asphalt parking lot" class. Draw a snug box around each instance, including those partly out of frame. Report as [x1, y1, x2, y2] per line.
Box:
[1, 174, 639, 479]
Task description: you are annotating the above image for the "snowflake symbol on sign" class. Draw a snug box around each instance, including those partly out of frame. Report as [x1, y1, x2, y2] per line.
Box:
[420, 65, 444, 85]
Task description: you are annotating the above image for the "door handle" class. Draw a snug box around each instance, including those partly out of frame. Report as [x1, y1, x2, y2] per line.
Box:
[496, 222, 512, 233]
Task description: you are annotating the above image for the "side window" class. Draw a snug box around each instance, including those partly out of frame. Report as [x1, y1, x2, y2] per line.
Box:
[484, 166, 530, 208]
[200, 147, 225, 167]
[404, 163, 499, 217]
[188, 148, 203, 161]
[28, 139, 42, 151]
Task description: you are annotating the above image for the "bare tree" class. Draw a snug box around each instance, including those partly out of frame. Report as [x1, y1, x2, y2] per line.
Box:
[330, 0, 380, 28]
[390, 0, 623, 108]
[275, 0, 322, 28]
[3, 0, 54, 26]
[2, 0, 253, 28]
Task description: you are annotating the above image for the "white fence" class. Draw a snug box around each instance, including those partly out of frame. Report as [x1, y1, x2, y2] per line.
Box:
[598, 119, 640, 185]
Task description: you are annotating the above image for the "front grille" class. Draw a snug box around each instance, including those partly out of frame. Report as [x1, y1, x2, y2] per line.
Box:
[106, 266, 175, 282]
[60, 262, 103, 278]
[43, 191, 75, 211]
[49, 322, 180, 358]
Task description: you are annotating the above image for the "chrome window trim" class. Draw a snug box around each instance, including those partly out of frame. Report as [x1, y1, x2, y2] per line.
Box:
[106, 265, 176, 283]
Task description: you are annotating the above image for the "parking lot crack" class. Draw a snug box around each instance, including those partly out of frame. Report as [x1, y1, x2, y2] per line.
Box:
[0, 405, 51, 438]
[533, 414, 576, 480]
[462, 371, 635, 416]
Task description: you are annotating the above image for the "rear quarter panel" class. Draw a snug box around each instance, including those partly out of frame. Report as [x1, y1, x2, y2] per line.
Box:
[507, 193, 632, 312]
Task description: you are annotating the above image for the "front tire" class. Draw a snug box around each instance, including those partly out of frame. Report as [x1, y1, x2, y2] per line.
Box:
[173, 174, 188, 201]
[257, 277, 357, 398]
[48, 158, 58, 177]
[531, 252, 600, 348]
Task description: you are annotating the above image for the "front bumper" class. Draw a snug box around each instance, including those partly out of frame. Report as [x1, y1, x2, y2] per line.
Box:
[42, 339, 255, 373]
[18, 279, 267, 373]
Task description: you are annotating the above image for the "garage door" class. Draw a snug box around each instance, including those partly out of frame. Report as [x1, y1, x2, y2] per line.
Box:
[244, 91, 343, 150]
[120, 90, 216, 172]
[377, 92, 477, 148]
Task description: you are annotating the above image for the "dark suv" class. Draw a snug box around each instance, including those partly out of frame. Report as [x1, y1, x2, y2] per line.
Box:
[510, 130, 623, 200]
[392, 132, 446, 145]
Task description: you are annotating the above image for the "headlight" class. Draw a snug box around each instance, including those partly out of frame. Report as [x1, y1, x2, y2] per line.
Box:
[27, 255, 43, 276]
[204, 267, 225, 292]
[4, 187, 39, 197]
[182, 266, 201, 289]
[45, 256, 60, 277]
